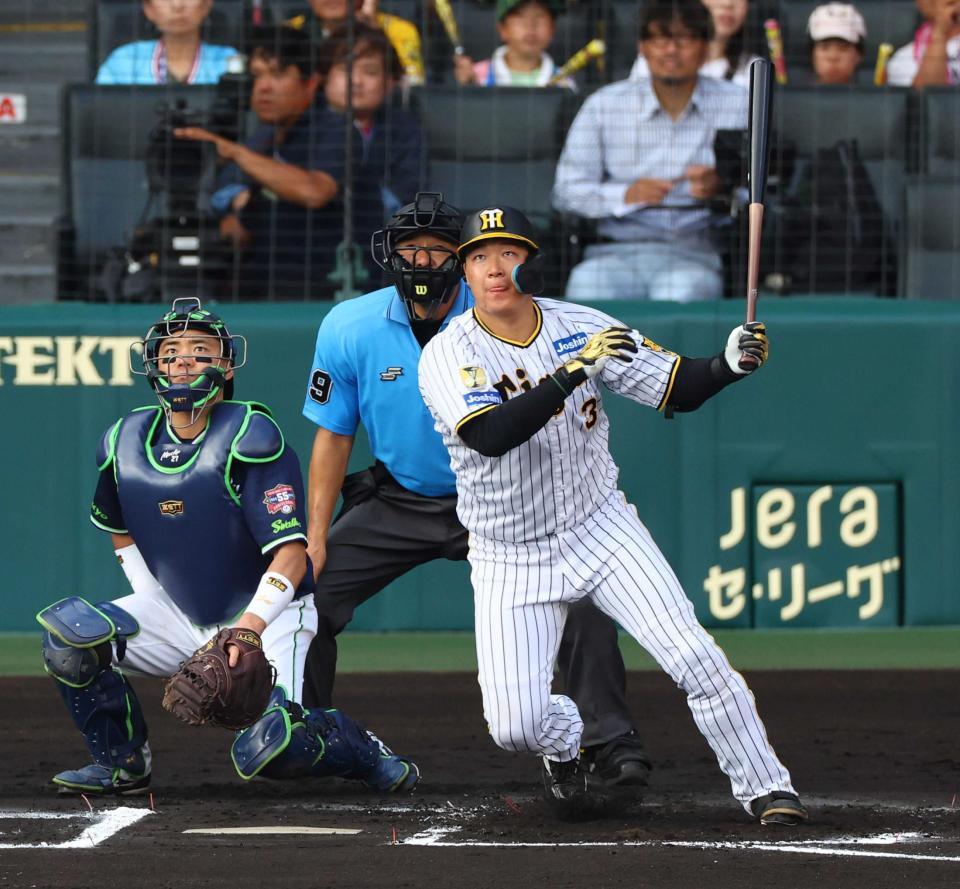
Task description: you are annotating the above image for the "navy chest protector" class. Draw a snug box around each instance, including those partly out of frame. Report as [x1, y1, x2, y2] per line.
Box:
[110, 401, 283, 626]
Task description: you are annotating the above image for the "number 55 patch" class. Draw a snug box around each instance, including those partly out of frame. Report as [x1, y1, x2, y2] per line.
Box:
[309, 369, 333, 404]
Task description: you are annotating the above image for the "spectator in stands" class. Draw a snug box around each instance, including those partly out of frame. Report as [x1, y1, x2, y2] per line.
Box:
[631, 0, 762, 86]
[320, 23, 425, 277]
[553, 0, 746, 302]
[96, 0, 238, 85]
[887, 0, 960, 88]
[175, 26, 357, 300]
[453, 0, 576, 89]
[807, 3, 865, 86]
[287, 0, 425, 85]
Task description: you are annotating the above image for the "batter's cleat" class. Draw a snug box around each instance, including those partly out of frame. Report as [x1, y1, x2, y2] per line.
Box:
[541, 755, 593, 821]
[582, 730, 652, 790]
[364, 755, 420, 793]
[751, 791, 809, 826]
[53, 746, 151, 796]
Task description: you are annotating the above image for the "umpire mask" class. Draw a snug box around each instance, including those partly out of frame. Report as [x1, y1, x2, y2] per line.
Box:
[372, 192, 465, 321]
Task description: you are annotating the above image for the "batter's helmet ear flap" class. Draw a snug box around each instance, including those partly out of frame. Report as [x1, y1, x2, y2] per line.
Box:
[511, 252, 546, 295]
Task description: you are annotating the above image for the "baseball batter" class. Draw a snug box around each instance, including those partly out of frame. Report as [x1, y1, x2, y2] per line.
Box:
[418, 207, 808, 825]
[37, 299, 417, 796]
[302, 192, 650, 794]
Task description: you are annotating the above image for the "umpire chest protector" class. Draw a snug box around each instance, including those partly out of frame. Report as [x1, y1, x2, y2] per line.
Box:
[110, 401, 282, 626]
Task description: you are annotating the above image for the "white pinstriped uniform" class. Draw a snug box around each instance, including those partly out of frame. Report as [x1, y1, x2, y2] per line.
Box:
[419, 298, 796, 810]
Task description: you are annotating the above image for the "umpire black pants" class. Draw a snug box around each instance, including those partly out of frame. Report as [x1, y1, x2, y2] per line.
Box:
[302, 468, 635, 747]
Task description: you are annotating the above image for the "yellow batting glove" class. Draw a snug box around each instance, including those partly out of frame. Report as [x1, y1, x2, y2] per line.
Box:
[552, 327, 638, 395]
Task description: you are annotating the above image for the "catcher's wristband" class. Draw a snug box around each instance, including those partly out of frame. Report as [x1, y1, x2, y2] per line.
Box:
[244, 571, 296, 626]
[115, 543, 164, 598]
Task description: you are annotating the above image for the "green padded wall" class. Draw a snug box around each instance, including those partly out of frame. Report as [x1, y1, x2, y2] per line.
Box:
[1, 298, 957, 632]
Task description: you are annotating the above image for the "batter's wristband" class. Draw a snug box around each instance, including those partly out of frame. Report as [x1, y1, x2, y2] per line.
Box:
[115, 543, 164, 598]
[245, 571, 296, 626]
[549, 364, 585, 397]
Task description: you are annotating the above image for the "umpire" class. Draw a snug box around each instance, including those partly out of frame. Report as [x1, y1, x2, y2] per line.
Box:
[301, 192, 650, 790]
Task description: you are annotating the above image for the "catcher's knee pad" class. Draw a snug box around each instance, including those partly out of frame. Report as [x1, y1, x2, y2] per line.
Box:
[37, 597, 139, 685]
[231, 692, 380, 782]
[232, 699, 318, 780]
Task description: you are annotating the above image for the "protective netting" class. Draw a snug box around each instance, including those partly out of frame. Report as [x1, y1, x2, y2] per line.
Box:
[2, 1, 957, 303]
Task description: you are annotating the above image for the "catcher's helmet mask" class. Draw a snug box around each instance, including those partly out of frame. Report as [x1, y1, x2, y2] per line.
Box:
[133, 297, 248, 427]
[372, 191, 465, 321]
[458, 206, 545, 295]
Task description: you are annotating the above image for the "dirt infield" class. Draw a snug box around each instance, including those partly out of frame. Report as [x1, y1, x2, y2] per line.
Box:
[2, 671, 959, 888]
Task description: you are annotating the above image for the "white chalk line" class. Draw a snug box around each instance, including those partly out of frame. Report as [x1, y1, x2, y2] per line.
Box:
[0, 807, 152, 849]
[400, 827, 960, 862]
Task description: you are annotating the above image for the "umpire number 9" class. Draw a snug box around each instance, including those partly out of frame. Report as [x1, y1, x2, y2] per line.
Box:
[309, 369, 333, 404]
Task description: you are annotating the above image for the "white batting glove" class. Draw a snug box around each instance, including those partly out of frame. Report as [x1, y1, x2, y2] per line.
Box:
[723, 322, 769, 375]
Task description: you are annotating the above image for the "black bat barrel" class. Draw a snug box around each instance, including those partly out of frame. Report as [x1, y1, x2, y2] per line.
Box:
[747, 58, 774, 205]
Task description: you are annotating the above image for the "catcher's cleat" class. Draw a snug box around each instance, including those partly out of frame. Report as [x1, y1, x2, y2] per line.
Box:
[751, 791, 809, 826]
[582, 730, 652, 790]
[541, 755, 594, 821]
[53, 747, 151, 796]
[364, 755, 420, 793]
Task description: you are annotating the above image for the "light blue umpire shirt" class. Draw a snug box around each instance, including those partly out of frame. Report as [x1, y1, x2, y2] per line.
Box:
[302, 282, 474, 497]
[551, 75, 747, 244]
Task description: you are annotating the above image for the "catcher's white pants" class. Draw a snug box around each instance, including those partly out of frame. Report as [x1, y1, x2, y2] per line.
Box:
[110, 586, 318, 704]
[469, 491, 796, 810]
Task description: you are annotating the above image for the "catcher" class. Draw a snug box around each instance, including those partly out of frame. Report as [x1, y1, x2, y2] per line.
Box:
[37, 298, 418, 796]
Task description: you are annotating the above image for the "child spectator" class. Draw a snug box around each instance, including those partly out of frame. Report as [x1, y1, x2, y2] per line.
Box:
[807, 3, 866, 86]
[96, 0, 238, 85]
[631, 0, 762, 85]
[287, 0, 425, 85]
[320, 23, 425, 273]
[887, 0, 960, 88]
[453, 0, 575, 89]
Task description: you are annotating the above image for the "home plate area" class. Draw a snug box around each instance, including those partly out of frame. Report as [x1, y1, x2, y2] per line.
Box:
[4, 671, 960, 887]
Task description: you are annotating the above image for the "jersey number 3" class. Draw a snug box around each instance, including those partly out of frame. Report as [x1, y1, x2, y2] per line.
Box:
[309, 369, 333, 404]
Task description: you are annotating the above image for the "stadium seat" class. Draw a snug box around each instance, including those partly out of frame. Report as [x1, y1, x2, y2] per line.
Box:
[58, 83, 222, 298]
[773, 85, 907, 229]
[601, 0, 642, 83]
[762, 85, 908, 295]
[89, 0, 247, 80]
[778, 0, 920, 83]
[415, 85, 578, 223]
[920, 87, 960, 177]
[901, 178, 960, 300]
[415, 85, 581, 291]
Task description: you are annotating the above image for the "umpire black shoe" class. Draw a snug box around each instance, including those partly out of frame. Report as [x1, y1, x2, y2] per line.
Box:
[541, 756, 592, 821]
[751, 791, 809, 826]
[583, 730, 652, 789]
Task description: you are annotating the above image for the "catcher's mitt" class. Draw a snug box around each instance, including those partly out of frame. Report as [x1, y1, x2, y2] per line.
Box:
[162, 628, 276, 730]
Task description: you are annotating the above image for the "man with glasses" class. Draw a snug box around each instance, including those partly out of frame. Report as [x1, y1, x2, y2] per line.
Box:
[552, 0, 747, 302]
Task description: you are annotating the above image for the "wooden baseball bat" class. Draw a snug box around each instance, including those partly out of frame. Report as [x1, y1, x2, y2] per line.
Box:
[745, 58, 774, 331]
[546, 38, 605, 85]
[434, 0, 464, 55]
